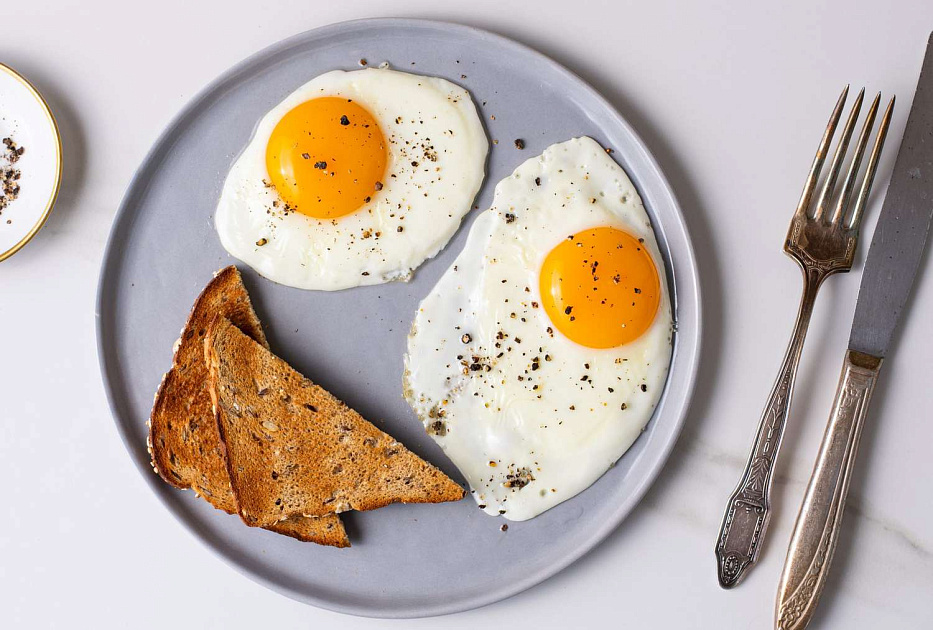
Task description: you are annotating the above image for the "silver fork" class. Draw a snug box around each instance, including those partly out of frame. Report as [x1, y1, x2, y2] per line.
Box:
[715, 86, 895, 589]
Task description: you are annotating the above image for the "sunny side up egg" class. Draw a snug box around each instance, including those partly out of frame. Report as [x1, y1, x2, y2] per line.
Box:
[404, 137, 673, 521]
[215, 68, 488, 290]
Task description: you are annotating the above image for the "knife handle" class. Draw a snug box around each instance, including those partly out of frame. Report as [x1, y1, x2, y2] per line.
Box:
[775, 350, 882, 630]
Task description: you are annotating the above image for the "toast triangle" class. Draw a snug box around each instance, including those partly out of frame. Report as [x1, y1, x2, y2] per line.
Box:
[206, 316, 464, 527]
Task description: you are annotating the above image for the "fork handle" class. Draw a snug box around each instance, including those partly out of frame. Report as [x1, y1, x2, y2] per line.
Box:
[775, 350, 881, 630]
[715, 267, 825, 588]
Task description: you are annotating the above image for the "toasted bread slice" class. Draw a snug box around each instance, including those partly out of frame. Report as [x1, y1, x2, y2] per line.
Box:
[206, 316, 465, 527]
[148, 266, 347, 546]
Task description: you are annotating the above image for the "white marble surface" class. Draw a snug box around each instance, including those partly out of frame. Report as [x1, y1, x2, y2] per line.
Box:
[2, 1, 932, 627]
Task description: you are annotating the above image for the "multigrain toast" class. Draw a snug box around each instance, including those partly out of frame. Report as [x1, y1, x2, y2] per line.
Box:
[205, 316, 465, 528]
[147, 267, 347, 546]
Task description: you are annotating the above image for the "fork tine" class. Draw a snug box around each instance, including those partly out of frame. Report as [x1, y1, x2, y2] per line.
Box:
[796, 85, 849, 217]
[848, 96, 895, 231]
[831, 92, 881, 225]
[813, 88, 864, 220]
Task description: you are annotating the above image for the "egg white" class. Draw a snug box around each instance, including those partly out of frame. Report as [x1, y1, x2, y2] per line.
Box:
[215, 68, 488, 290]
[404, 137, 673, 521]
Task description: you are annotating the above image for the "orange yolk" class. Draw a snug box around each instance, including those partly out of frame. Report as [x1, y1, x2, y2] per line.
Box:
[539, 226, 661, 349]
[265, 97, 387, 219]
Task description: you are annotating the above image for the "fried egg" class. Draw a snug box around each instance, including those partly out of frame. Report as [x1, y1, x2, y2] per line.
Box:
[404, 137, 673, 521]
[215, 68, 487, 290]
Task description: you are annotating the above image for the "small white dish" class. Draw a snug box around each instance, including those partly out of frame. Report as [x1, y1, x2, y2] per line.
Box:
[0, 63, 62, 261]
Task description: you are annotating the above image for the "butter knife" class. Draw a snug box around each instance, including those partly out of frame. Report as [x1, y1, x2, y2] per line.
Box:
[776, 32, 933, 630]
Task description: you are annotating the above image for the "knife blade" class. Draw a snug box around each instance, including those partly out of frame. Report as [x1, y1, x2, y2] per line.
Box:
[850, 33, 933, 358]
[776, 32, 933, 630]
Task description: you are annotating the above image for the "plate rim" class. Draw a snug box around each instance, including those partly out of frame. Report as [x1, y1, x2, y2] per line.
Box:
[95, 17, 702, 619]
[0, 62, 63, 262]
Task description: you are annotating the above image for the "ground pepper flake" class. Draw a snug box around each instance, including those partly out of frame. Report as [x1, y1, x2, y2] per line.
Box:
[0, 137, 25, 215]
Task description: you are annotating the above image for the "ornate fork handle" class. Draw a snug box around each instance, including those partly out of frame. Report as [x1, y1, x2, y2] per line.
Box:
[716, 265, 828, 588]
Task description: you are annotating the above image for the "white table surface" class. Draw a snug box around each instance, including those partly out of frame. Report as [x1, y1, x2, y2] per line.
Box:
[3, 1, 933, 627]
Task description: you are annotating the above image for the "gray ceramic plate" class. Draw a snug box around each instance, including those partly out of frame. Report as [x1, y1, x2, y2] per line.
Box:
[96, 18, 701, 618]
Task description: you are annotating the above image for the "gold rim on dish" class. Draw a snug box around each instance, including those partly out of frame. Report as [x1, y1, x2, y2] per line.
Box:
[0, 62, 63, 262]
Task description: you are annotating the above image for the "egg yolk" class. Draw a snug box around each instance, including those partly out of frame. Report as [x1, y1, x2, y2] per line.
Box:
[539, 226, 661, 349]
[265, 97, 387, 219]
